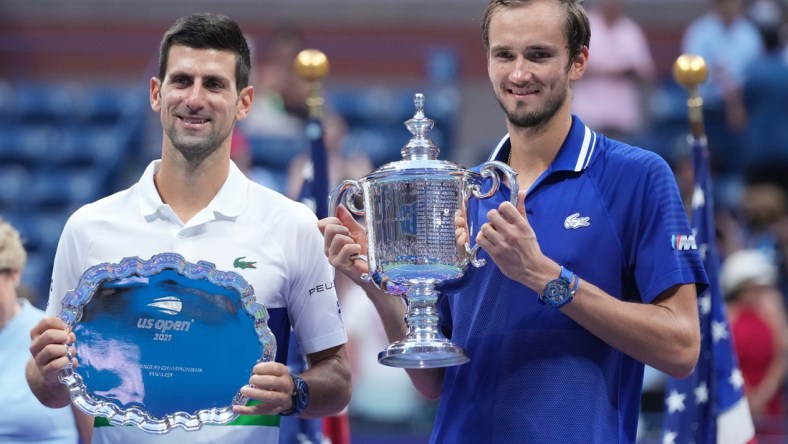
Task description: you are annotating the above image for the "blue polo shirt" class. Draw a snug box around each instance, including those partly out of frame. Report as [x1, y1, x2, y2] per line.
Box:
[433, 116, 708, 443]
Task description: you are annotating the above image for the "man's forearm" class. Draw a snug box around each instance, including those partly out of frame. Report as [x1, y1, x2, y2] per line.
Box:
[301, 345, 352, 418]
[362, 282, 409, 344]
[25, 357, 72, 408]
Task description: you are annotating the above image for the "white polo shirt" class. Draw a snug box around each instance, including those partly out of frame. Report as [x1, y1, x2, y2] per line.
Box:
[46, 160, 346, 444]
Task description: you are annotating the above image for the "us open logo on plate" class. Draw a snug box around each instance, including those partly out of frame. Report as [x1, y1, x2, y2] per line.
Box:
[147, 296, 183, 315]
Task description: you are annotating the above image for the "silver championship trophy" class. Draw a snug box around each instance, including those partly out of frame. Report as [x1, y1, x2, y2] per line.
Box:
[330, 93, 518, 368]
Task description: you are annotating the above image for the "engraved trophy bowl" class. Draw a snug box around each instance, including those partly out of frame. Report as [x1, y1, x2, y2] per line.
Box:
[330, 93, 518, 368]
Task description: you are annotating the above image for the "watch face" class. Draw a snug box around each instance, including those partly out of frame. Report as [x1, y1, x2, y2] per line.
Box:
[544, 279, 571, 306]
[295, 377, 310, 410]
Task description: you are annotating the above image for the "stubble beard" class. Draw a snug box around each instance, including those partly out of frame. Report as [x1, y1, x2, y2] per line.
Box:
[497, 85, 567, 133]
[164, 123, 230, 163]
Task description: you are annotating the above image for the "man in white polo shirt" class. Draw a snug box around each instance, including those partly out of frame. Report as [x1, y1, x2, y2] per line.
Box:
[25, 12, 350, 444]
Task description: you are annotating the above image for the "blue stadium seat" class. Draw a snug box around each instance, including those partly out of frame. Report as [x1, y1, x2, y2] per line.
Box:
[0, 81, 14, 121]
[0, 166, 32, 212]
[3, 124, 58, 167]
[30, 167, 100, 212]
[45, 124, 129, 170]
[328, 87, 414, 125]
[14, 83, 79, 123]
[78, 84, 147, 124]
[247, 134, 310, 171]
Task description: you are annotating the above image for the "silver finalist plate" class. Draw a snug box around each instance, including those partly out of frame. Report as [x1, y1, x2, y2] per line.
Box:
[57, 252, 277, 434]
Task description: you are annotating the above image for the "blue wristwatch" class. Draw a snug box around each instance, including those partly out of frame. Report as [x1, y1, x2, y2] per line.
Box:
[280, 374, 310, 416]
[538, 266, 579, 307]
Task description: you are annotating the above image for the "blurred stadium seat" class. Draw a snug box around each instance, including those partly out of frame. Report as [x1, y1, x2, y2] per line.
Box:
[247, 134, 310, 171]
[0, 81, 145, 294]
[77, 84, 146, 124]
[30, 167, 102, 212]
[13, 82, 79, 123]
[0, 165, 31, 212]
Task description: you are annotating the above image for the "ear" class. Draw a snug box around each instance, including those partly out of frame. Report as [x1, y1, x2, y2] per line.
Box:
[150, 77, 162, 112]
[235, 85, 254, 121]
[569, 46, 589, 82]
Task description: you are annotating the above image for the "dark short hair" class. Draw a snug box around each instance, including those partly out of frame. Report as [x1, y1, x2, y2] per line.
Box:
[158, 12, 252, 92]
[481, 0, 591, 66]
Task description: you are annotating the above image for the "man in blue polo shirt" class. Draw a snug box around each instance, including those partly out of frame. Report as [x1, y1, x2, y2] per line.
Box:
[319, 0, 708, 442]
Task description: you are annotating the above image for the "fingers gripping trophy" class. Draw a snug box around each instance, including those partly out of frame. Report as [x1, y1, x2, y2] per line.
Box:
[330, 94, 518, 368]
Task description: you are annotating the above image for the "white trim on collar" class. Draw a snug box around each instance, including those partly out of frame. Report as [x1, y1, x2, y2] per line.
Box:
[488, 134, 511, 162]
[574, 126, 597, 172]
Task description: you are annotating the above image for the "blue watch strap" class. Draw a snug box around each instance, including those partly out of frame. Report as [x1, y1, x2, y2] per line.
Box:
[560, 266, 579, 295]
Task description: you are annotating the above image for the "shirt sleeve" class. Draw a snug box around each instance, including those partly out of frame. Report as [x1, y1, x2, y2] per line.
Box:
[285, 209, 348, 355]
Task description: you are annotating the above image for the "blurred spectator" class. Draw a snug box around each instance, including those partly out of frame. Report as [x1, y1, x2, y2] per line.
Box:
[721, 249, 788, 437]
[285, 112, 372, 202]
[572, 0, 657, 144]
[740, 183, 787, 250]
[740, 1, 788, 179]
[715, 182, 786, 277]
[242, 23, 310, 139]
[230, 125, 285, 193]
[0, 218, 81, 443]
[235, 23, 314, 195]
[682, 0, 764, 186]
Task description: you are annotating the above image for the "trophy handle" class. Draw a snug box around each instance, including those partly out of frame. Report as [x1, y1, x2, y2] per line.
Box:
[464, 160, 520, 267]
[329, 179, 365, 216]
[328, 180, 382, 288]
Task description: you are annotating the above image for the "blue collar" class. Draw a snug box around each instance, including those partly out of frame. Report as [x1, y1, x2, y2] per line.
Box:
[487, 115, 598, 173]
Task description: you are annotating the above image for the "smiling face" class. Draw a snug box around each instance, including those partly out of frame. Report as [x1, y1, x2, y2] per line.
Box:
[486, 0, 587, 131]
[150, 44, 253, 161]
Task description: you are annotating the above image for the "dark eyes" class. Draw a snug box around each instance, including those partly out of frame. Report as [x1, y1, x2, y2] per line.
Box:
[205, 80, 224, 90]
[493, 51, 552, 62]
[169, 76, 224, 90]
[171, 76, 191, 86]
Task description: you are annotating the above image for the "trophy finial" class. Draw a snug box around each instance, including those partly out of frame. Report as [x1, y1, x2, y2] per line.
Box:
[414, 93, 425, 118]
[402, 93, 439, 160]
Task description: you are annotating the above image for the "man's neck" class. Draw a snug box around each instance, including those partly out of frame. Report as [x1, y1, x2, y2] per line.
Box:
[506, 112, 573, 190]
[155, 150, 231, 223]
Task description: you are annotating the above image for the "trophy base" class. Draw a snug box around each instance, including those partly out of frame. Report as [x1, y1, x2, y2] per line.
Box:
[378, 339, 469, 369]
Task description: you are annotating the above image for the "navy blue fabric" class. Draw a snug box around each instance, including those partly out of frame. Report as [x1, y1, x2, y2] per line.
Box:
[433, 116, 708, 443]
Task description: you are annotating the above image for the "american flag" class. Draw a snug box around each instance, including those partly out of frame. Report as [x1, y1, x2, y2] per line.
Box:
[661, 135, 755, 444]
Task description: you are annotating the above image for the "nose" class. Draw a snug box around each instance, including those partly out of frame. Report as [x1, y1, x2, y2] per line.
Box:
[510, 57, 531, 84]
[185, 83, 205, 111]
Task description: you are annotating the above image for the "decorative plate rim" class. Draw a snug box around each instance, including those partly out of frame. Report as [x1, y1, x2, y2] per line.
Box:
[57, 252, 277, 434]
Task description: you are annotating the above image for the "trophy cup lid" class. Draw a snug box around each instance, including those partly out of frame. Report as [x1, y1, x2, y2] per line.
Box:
[361, 92, 471, 181]
[401, 93, 440, 161]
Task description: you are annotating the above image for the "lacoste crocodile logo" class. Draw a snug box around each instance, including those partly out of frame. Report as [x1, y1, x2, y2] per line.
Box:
[564, 213, 590, 229]
[233, 256, 257, 269]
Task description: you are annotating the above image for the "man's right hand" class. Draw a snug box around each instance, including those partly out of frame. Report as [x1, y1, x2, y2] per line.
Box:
[27, 316, 76, 407]
[317, 205, 370, 287]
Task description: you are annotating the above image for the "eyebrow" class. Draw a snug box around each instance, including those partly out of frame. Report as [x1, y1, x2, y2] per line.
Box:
[167, 71, 230, 84]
